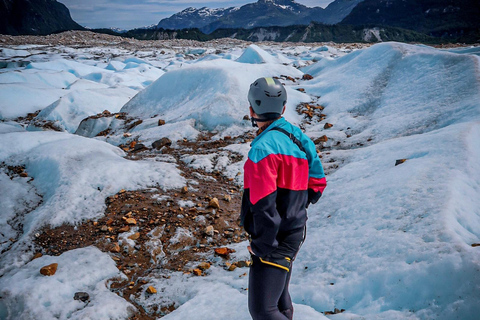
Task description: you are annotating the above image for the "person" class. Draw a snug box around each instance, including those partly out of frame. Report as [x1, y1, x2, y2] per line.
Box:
[240, 77, 327, 320]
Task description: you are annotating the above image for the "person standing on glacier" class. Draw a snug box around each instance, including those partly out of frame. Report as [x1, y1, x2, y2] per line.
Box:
[240, 77, 327, 320]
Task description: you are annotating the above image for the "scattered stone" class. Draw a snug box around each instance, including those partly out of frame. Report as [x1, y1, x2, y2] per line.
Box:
[125, 218, 137, 225]
[193, 268, 202, 276]
[214, 247, 235, 257]
[146, 286, 157, 294]
[133, 143, 146, 151]
[296, 88, 305, 92]
[324, 123, 333, 129]
[208, 198, 220, 209]
[223, 195, 232, 202]
[235, 260, 252, 268]
[157, 119, 166, 126]
[205, 225, 215, 237]
[181, 186, 188, 194]
[40, 263, 58, 276]
[74, 292, 90, 302]
[152, 137, 172, 150]
[225, 262, 237, 271]
[20, 172, 28, 177]
[100, 226, 108, 232]
[119, 226, 130, 233]
[324, 308, 345, 315]
[395, 159, 408, 166]
[198, 262, 211, 270]
[302, 74, 314, 80]
[243, 115, 250, 121]
[315, 135, 328, 144]
[32, 252, 43, 260]
[119, 189, 126, 194]
[123, 133, 132, 138]
[128, 232, 140, 240]
[110, 242, 121, 253]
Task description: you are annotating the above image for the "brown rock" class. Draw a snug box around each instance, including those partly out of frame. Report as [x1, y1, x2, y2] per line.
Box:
[125, 218, 137, 225]
[243, 115, 250, 121]
[324, 123, 333, 129]
[181, 186, 188, 194]
[128, 232, 140, 240]
[235, 260, 252, 268]
[315, 135, 328, 144]
[193, 269, 202, 276]
[395, 159, 408, 166]
[226, 262, 237, 271]
[146, 286, 157, 294]
[205, 225, 215, 237]
[119, 226, 130, 233]
[198, 262, 211, 270]
[100, 226, 108, 232]
[302, 74, 314, 80]
[40, 263, 58, 276]
[157, 119, 166, 126]
[110, 242, 121, 253]
[215, 247, 235, 257]
[296, 88, 305, 92]
[32, 252, 43, 260]
[223, 195, 232, 202]
[208, 198, 220, 209]
[152, 137, 172, 150]
[129, 141, 137, 149]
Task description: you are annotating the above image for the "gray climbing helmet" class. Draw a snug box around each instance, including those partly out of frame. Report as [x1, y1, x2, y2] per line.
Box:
[248, 77, 287, 117]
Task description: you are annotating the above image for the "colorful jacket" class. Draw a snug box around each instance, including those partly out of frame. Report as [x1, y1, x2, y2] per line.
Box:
[240, 117, 327, 258]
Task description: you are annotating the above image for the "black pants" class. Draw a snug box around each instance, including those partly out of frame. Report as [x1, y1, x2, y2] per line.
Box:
[248, 227, 305, 320]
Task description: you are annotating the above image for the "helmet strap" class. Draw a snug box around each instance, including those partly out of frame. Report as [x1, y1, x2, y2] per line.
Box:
[251, 116, 261, 128]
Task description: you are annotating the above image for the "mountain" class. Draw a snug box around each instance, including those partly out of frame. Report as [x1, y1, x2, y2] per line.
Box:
[0, 0, 84, 35]
[201, 0, 314, 33]
[314, 0, 365, 24]
[341, 0, 480, 41]
[157, 0, 365, 34]
[157, 6, 239, 30]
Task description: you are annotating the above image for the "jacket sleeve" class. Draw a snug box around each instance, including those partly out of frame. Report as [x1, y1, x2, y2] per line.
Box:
[302, 135, 327, 205]
[243, 148, 281, 257]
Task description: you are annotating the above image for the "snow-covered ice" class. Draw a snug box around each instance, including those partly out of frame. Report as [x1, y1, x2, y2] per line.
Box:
[0, 247, 134, 319]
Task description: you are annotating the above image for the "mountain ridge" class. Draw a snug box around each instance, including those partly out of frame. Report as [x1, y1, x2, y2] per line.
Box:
[157, 0, 363, 33]
[0, 0, 84, 35]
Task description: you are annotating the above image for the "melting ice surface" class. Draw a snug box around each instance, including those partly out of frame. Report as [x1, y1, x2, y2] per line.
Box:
[0, 42, 479, 319]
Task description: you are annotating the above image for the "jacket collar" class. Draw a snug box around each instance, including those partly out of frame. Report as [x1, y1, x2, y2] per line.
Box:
[251, 117, 286, 147]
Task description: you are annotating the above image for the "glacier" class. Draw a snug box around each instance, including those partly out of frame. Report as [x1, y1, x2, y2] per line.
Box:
[0, 41, 479, 320]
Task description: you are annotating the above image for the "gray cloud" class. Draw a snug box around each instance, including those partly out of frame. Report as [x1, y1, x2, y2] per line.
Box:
[59, 0, 334, 29]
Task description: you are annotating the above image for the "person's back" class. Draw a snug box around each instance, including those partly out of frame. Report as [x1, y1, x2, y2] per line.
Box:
[240, 77, 326, 320]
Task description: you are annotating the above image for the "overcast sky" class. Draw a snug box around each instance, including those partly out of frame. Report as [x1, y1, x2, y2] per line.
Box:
[58, 0, 335, 30]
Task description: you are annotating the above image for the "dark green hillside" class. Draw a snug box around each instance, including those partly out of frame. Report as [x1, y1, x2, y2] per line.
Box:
[0, 0, 84, 35]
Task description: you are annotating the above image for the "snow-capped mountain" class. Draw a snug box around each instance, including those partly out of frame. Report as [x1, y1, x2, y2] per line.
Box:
[157, 0, 364, 33]
[157, 6, 239, 30]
